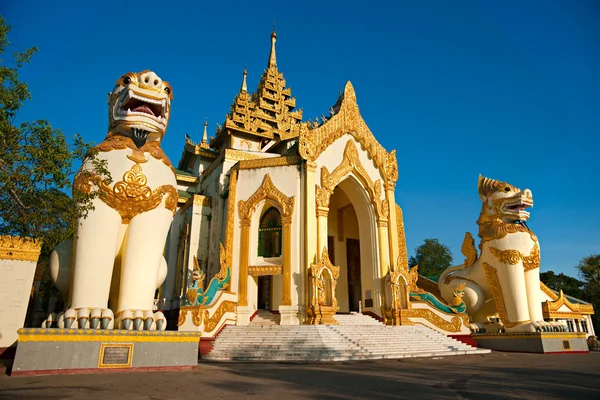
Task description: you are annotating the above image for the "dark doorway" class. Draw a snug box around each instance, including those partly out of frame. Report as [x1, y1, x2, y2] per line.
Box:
[346, 238, 362, 312]
[257, 276, 271, 310]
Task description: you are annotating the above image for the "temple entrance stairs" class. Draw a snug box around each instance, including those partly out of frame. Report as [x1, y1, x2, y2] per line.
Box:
[203, 313, 490, 362]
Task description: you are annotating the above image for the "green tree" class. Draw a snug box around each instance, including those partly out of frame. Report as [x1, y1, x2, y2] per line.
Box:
[540, 271, 585, 300]
[577, 254, 600, 334]
[0, 16, 108, 258]
[409, 238, 453, 277]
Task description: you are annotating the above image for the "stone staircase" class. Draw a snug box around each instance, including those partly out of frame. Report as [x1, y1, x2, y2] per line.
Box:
[250, 310, 281, 326]
[204, 313, 490, 362]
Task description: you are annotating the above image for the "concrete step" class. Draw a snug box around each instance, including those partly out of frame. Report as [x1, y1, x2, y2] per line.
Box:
[204, 313, 490, 362]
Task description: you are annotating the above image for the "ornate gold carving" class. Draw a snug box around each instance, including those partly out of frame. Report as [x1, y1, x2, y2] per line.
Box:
[224, 149, 268, 162]
[395, 204, 408, 272]
[489, 243, 540, 271]
[315, 140, 388, 223]
[238, 174, 295, 219]
[407, 266, 425, 294]
[74, 164, 177, 224]
[462, 232, 478, 268]
[0, 235, 42, 262]
[541, 288, 594, 317]
[482, 262, 531, 328]
[225, 167, 239, 268]
[95, 134, 175, 174]
[215, 243, 229, 281]
[306, 248, 340, 324]
[238, 155, 301, 170]
[249, 265, 282, 276]
[177, 311, 187, 327]
[406, 308, 464, 333]
[203, 300, 236, 332]
[298, 82, 398, 184]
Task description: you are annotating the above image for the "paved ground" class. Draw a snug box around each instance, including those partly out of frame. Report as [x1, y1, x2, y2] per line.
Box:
[1, 351, 598, 400]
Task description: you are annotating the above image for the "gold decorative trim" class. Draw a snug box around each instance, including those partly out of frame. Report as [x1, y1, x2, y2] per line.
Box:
[406, 308, 465, 333]
[95, 134, 175, 174]
[176, 174, 198, 183]
[316, 140, 388, 223]
[482, 262, 531, 328]
[0, 235, 42, 262]
[225, 167, 239, 271]
[238, 156, 302, 170]
[203, 300, 236, 332]
[306, 247, 340, 324]
[298, 81, 398, 184]
[489, 243, 540, 271]
[541, 288, 594, 316]
[193, 194, 212, 207]
[17, 329, 201, 342]
[225, 148, 268, 162]
[237, 173, 295, 306]
[474, 332, 587, 340]
[238, 174, 295, 219]
[74, 164, 177, 224]
[395, 204, 408, 272]
[98, 343, 133, 368]
[249, 265, 283, 276]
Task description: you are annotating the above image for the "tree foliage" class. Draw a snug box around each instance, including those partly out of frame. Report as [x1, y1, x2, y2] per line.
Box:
[409, 238, 453, 277]
[577, 254, 600, 334]
[0, 16, 108, 257]
[540, 271, 585, 300]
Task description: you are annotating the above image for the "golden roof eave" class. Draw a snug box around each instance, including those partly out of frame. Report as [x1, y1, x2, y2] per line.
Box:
[540, 283, 594, 316]
[298, 81, 398, 183]
[0, 235, 42, 262]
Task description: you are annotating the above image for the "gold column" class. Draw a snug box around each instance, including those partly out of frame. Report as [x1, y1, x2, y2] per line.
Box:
[238, 218, 251, 306]
[282, 215, 293, 305]
[385, 181, 399, 270]
[304, 162, 317, 310]
[377, 219, 389, 314]
[316, 208, 329, 261]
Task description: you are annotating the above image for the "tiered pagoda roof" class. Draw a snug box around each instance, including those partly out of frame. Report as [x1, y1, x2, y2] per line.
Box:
[211, 30, 303, 148]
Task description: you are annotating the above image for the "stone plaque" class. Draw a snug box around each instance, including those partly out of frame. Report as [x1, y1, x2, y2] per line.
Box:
[98, 343, 133, 368]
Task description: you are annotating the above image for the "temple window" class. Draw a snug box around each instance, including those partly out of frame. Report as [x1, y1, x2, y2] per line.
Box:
[258, 207, 282, 258]
[566, 320, 574, 332]
[582, 319, 588, 333]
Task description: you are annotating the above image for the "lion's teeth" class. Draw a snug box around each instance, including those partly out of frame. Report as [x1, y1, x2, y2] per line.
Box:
[127, 108, 131, 114]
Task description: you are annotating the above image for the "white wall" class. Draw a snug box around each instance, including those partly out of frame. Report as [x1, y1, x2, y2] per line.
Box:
[0, 259, 36, 347]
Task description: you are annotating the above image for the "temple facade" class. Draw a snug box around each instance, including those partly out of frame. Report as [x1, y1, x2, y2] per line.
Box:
[156, 31, 594, 341]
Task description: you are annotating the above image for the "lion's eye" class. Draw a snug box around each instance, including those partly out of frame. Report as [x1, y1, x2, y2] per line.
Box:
[164, 87, 171, 95]
[123, 76, 131, 85]
[504, 187, 511, 192]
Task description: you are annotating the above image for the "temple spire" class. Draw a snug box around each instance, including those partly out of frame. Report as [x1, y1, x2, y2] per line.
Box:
[241, 66, 248, 92]
[269, 25, 277, 68]
[201, 119, 208, 144]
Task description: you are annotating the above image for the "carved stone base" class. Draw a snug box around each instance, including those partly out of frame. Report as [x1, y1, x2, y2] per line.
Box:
[304, 306, 338, 325]
[235, 306, 253, 326]
[474, 332, 588, 354]
[11, 328, 201, 376]
[278, 305, 300, 325]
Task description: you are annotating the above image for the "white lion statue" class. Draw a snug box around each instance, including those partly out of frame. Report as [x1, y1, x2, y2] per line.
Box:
[438, 175, 553, 333]
[43, 71, 176, 331]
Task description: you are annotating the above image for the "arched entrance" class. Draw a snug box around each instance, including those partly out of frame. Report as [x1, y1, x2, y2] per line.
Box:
[327, 176, 379, 314]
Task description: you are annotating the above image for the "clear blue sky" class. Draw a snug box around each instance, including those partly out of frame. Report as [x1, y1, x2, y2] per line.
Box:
[4, 1, 599, 279]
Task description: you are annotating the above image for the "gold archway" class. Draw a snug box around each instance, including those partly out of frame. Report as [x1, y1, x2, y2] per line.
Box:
[238, 174, 295, 306]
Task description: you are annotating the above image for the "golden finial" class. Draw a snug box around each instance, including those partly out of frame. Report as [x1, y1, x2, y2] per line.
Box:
[269, 24, 277, 67]
[202, 118, 208, 144]
[241, 65, 248, 92]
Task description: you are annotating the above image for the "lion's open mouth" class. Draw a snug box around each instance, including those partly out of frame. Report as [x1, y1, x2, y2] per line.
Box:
[120, 93, 166, 121]
[506, 203, 529, 211]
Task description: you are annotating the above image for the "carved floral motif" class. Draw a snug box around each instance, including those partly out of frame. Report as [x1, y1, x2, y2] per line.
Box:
[0, 235, 42, 262]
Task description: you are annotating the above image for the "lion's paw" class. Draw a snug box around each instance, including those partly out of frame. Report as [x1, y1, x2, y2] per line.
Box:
[42, 308, 114, 329]
[115, 310, 167, 331]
